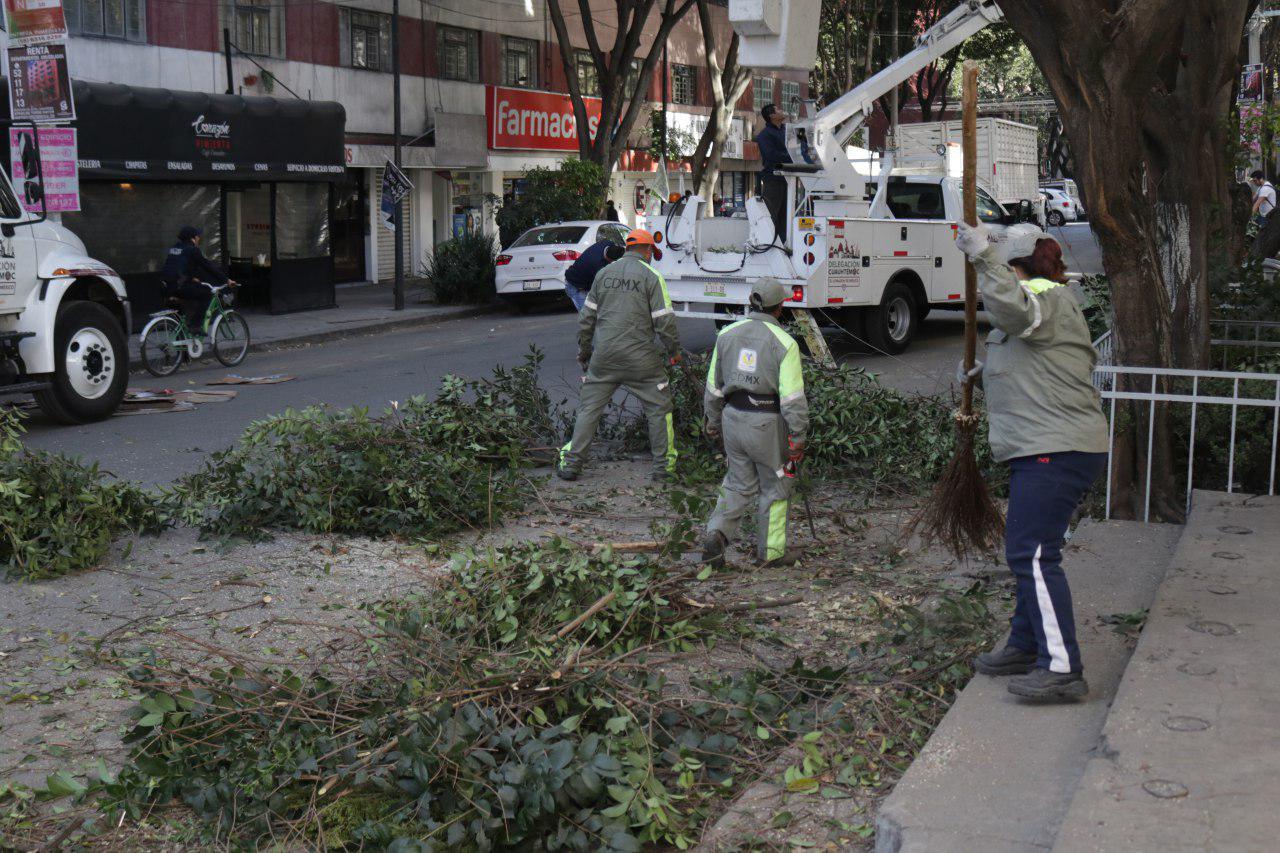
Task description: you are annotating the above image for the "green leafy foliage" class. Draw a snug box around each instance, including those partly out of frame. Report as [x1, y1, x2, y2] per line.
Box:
[172, 351, 561, 541]
[0, 410, 166, 580]
[496, 159, 608, 249]
[424, 230, 498, 305]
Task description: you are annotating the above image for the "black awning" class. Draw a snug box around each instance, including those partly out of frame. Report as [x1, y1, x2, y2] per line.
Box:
[72, 81, 346, 182]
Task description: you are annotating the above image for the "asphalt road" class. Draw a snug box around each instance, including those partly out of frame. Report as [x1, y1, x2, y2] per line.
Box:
[22, 223, 1103, 484]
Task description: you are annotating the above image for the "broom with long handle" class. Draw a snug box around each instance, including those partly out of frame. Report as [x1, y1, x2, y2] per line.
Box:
[905, 60, 1005, 560]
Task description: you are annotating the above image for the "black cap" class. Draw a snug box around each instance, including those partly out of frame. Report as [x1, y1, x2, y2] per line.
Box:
[178, 225, 202, 241]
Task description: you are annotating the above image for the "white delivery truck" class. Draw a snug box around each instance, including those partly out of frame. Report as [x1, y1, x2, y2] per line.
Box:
[653, 0, 1034, 354]
[895, 117, 1043, 224]
[0, 126, 130, 422]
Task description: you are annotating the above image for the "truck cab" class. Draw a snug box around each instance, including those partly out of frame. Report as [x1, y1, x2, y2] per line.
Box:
[0, 139, 129, 423]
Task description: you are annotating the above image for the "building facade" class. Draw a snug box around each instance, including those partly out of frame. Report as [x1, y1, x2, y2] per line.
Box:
[61, 0, 808, 305]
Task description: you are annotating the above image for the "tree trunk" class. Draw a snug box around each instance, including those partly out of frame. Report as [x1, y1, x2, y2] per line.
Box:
[997, 0, 1255, 520]
[690, 0, 752, 216]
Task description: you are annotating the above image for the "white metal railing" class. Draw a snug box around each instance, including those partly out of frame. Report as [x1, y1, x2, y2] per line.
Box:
[1094, 365, 1280, 521]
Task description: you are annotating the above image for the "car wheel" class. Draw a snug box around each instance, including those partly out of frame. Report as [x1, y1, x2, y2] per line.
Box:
[863, 281, 917, 356]
[34, 300, 128, 424]
[1048, 210, 1066, 227]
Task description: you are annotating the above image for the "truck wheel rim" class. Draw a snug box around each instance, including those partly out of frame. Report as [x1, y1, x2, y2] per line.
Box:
[887, 297, 911, 343]
[66, 327, 115, 400]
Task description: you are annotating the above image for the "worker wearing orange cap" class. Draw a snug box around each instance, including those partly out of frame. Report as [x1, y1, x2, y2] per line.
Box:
[558, 228, 682, 482]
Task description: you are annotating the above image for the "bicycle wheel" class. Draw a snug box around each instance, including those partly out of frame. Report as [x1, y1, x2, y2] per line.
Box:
[211, 310, 250, 366]
[140, 315, 185, 377]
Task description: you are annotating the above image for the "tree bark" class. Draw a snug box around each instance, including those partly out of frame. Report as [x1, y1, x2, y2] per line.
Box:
[996, 0, 1255, 520]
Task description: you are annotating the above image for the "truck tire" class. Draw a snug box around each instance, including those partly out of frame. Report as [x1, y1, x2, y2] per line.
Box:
[863, 281, 917, 356]
[34, 301, 128, 424]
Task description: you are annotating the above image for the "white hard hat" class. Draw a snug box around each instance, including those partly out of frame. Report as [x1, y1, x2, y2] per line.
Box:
[992, 223, 1053, 265]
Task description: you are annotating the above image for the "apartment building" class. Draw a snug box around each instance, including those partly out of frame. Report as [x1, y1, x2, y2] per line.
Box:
[56, 0, 806, 314]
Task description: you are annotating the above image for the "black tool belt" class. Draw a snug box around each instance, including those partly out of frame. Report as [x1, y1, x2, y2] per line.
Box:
[726, 390, 781, 413]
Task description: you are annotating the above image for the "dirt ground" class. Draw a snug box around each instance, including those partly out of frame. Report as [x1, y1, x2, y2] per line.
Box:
[0, 455, 1004, 851]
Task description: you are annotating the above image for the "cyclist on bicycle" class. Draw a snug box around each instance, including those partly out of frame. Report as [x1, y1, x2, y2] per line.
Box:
[160, 225, 235, 331]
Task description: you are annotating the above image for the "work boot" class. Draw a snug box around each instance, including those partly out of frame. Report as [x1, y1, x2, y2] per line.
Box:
[555, 467, 579, 482]
[652, 469, 673, 484]
[974, 644, 1038, 677]
[760, 546, 804, 568]
[1008, 668, 1089, 701]
[701, 530, 728, 569]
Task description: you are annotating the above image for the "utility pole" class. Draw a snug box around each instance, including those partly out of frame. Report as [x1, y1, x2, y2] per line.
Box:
[662, 41, 670, 193]
[392, 0, 405, 311]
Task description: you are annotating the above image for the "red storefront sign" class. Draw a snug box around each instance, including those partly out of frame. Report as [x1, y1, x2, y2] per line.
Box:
[487, 86, 602, 151]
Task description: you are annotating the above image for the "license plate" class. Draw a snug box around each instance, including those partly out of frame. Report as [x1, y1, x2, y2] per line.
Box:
[522, 280, 541, 291]
[703, 283, 726, 297]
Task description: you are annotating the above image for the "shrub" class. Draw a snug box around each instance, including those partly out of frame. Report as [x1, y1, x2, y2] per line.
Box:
[172, 351, 562, 541]
[424, 230, 497, 305]
[496, 159, 608, 248]
[0, 411, 166, 580]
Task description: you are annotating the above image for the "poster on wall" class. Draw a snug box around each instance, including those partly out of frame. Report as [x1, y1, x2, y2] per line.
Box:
[7, 41, 74, 121]
[1239, 63, 1267, 104]
[3, 0, 67, 46]
[379, 160, 413, 232]
[9, 126, 78, 212]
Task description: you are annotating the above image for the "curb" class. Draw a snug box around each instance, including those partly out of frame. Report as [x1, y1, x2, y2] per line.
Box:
[245, 303, 501, 354]
[127, 303, 503, 372]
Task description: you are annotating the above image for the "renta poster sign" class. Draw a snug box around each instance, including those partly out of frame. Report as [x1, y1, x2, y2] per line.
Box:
[486, 86, 602, 152]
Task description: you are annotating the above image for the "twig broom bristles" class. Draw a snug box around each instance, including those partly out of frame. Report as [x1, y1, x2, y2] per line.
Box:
[905, 60, 1005, 559]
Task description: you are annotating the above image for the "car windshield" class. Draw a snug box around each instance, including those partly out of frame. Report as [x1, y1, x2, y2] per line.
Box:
[511, 226, 588, 248]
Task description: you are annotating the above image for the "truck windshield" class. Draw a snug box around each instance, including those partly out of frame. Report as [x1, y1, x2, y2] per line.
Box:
[887, 182, 945, 220]
[975, 188, 1004, 223]
[0, 176, 20, 220]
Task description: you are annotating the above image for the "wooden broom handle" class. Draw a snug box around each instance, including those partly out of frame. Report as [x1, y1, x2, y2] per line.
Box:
[961, 60, 979, 416]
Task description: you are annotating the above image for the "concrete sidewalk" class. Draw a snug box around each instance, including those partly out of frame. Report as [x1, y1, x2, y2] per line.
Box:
[129, 282, 499, 361]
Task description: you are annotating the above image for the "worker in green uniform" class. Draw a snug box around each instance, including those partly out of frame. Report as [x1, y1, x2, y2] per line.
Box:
[701, 278, 809, 567]
[558, 229, 682, 482]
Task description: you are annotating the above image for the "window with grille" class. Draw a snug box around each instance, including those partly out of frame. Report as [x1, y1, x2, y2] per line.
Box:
[752, 76, 775, 110]
[575, 50, 599, 97]
[65, 0, 145, 41]
[780, 80, 801, 118]
[346, 9, 391, 71]
[438, 26, 480, 82]
[226, 0, 283, 57]
[672, 64, 695, 105]
[502, 36, 538, 88]
[624, 58, 645, 99]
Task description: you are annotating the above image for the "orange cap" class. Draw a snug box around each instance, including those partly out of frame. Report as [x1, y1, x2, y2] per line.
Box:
[625, 229, 655, 247]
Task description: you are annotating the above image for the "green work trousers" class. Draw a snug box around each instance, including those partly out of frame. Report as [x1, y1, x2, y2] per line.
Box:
[707, 406, 792, 562]
[561, 369, 677, 477]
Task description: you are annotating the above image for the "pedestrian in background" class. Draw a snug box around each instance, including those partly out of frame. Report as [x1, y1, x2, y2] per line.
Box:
[563, 241, 624, 312]
[558, 229, 681, 482]
[1250, 170, 1275, 229]
[954, 222, 1109, 703]
[701, 278, 808, 568]
[605, 199, 620, 222]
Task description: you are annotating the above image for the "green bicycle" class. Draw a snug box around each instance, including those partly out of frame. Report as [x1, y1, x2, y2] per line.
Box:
[139, 283, 250, 377]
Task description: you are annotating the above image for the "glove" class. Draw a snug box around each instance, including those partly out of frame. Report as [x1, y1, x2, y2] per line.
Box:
[955, 221, 990, 258]
[669, 353, 683, 367]
[578, 351, 591, 372]
[705, 419, 721, 440]
[788, 437, 805, 463]
[956, 359, 983, 387]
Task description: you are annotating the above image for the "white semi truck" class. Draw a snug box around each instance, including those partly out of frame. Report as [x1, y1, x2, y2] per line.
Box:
[653, 0, 1036, 354]
[0, 127, 130, 422]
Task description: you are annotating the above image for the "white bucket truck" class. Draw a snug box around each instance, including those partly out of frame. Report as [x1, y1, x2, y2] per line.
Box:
[653, 0, 1036, 354]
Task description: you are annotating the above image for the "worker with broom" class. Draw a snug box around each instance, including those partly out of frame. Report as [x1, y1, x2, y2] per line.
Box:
[700, 278, 808, 568]
[953, 223, 1109, 702]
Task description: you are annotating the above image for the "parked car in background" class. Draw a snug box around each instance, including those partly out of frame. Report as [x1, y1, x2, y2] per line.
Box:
[1040, 180, 1087, 221]
[495, 221, 630, 307]
[1040, 187, 1080, 226]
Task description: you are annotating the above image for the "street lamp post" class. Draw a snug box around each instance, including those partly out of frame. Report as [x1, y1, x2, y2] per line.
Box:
[392, 0, 404, 310]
